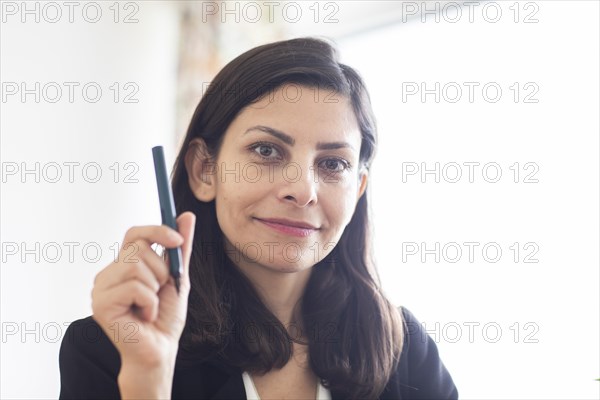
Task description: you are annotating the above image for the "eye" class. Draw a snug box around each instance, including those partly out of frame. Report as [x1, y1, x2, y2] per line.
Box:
[319, 158, 351, 174]
[249, 142, 283, 161]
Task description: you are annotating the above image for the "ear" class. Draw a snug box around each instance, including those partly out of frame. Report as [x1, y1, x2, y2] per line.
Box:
[357, 167, 369, 201]
[185, 138, 217, 202]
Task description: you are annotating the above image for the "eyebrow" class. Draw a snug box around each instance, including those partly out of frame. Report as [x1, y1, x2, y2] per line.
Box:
[243, 125, 355, 151]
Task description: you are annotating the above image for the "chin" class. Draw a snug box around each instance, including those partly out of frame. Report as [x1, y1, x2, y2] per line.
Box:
[264, 259, 313, 274]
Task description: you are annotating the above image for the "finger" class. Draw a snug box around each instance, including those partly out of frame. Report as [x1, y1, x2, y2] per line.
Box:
[103, 280, 159, 322]
[137, 245, 173, 288]
[100, 257, 161, 293]
[122, 225, 183, 252]
[94, 224, 186, 296]
[95, 240, 169, 292]
[176, 212, 196, 280]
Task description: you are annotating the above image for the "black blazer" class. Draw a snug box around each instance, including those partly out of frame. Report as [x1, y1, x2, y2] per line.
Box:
[59, 306, 458, 399]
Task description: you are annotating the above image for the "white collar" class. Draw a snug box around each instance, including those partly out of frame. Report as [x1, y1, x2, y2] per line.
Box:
[241, 370, 332, 400]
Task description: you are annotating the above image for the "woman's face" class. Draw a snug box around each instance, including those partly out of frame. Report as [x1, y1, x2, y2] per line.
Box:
[188, 84, 368, 274]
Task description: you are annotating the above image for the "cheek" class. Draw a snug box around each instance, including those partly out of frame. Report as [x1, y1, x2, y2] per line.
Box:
[214, 176, 268, 224]
[214, 183, 240, 233]
[322, 182, 359, 227]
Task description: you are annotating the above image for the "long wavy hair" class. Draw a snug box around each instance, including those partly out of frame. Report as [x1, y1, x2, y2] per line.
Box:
[170, 36, 404, 399]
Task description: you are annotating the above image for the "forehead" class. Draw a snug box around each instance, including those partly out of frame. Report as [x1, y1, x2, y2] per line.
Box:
[226, 84, 362, 145]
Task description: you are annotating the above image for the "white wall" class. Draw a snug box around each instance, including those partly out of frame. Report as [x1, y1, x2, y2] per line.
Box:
[334, 2, 599, 399]
[1, 2, 180, 397]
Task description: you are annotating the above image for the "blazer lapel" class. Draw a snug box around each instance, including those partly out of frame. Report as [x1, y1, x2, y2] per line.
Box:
[203, 358, 246, 400]
[330, 388, 347, 400]
[210, 371, 246, 399]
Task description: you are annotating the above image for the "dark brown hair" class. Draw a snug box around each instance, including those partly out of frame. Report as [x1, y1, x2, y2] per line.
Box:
[170, 36, 404, 399]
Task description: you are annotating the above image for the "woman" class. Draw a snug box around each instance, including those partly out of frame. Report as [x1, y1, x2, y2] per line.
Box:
[59, 37, 458, 399]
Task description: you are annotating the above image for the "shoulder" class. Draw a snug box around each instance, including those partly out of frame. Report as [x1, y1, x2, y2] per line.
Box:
[58, 316, 242, 399]
[58, 316, 121, 399]
[379, 306, 459, 399]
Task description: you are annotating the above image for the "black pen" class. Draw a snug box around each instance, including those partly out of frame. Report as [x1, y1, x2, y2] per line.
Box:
[152, 146, 183, 294]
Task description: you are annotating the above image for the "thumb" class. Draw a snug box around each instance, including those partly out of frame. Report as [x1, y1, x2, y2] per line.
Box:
[176, 211, 196, 284]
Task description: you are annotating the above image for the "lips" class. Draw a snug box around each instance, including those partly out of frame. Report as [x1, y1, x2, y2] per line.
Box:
[255, 217, 319, 229]
[254, 217, 319, 237]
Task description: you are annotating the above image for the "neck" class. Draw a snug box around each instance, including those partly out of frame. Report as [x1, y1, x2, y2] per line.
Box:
[227, 254, 313, 329]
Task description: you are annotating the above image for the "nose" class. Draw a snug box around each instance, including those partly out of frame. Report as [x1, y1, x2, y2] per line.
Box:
[278, 162, 318, 207]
